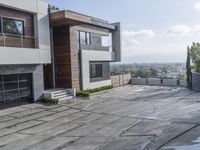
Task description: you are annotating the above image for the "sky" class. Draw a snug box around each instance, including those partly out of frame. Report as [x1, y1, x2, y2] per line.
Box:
[49, 0, 200, 63]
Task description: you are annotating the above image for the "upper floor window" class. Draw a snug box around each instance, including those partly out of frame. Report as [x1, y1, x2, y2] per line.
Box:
[101, 33, 112, 48]
[79, 31, 91, 45]
[0, 17, 24, 36]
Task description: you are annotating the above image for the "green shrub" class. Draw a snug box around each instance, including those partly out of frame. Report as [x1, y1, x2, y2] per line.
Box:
[76, 85, 113, 97]
[76, 91, 90, 97]
[42, 97, 59, 105]
[85, 85, 113, 93]
[196, 56, 200, 73]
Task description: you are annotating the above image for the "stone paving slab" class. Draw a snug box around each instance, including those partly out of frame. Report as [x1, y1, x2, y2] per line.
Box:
[91, 117, 139, 137]
[0, 86, 200, 150]
[160, 125, 200, 150]
[0, 111, 55, 129]
[26, 136, 79, 150]
[0, 115, 16, 122]
[121, 119, 169, 137]
[0, 120, 44, 137]
[38, 109, 80, 121]
[61, 137, 114, 150]
[0, 107, 28, 117]
[20, 112, 90, 134]
[0, 133, 29, 147]
[101, 136, 153, 150]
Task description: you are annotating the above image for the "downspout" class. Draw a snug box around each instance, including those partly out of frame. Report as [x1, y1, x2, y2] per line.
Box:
[78, 31, 83, 90]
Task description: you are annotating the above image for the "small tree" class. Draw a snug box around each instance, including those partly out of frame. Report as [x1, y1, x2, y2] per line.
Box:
[186, 46, 192, 88]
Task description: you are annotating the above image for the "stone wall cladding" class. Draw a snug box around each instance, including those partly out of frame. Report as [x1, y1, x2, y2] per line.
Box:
[111, 74, 131, 87]
[32, 65, 44, 101]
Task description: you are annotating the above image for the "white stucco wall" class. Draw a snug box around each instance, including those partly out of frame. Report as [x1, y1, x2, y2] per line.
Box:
[89, 80, 112, 89]
[81, 50, 113, 90]
[0, 0, 51, 64]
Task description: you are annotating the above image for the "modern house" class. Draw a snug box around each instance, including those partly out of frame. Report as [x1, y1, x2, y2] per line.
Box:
[44, 8, 121, 91]
[0, 0, 51, 108]
[0, 0, 121, 109]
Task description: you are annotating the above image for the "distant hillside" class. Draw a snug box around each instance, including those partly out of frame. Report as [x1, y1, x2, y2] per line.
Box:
[110, 63, 186, 79]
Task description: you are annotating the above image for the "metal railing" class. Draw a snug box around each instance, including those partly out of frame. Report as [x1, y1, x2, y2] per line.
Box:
[0, 33, 37, 48]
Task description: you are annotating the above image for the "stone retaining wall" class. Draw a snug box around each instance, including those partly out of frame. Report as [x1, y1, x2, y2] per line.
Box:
[111, 74, 131, 87]
[131, 78, 188, 87]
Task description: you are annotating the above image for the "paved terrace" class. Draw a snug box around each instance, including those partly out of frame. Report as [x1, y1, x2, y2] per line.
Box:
[0, 85, 200, 150]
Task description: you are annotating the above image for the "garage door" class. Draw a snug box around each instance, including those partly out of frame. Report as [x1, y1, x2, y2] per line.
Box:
[0, 74, 33, 109]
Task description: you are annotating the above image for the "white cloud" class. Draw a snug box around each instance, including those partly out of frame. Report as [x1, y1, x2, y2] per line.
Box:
[121, 25, 200, 63]
[122, 29, 155, 38]
[194, 2, 200, 12]
[166, 24, 200, 35]
[121, 29, 155, 50]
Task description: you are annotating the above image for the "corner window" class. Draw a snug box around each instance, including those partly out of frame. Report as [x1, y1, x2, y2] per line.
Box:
[101, 34, 112, 48]
[78, 31, 91, 45]
[0, 17, 24, 35]
[90, 64, 103, 79]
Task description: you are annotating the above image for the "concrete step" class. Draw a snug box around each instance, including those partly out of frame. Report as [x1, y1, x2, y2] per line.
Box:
[53, 94, 72, 100]
[51, 90, 69, 95]
[53, 92, 72, 98]
[44, 88, 75, 104]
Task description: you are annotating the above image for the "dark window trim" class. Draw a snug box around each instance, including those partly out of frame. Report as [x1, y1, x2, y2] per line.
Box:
[0, 16, 25, 37]
[78, 31, 91, 45]
[90, 63, 103, 79]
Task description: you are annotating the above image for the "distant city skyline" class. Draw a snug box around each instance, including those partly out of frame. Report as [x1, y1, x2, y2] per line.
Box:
[49, 0, 200, 63]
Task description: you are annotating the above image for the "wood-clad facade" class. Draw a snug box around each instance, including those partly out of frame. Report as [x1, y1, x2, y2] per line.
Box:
[44, 26, 81, 90]
[0, 6, 35, 48]
[53, 26, 73, 89]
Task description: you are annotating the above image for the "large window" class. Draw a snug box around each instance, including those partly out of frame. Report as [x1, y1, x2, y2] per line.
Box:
[90, 64, 103, 79]
[0, 17, 24, 35]
[78, 31, 91, 45]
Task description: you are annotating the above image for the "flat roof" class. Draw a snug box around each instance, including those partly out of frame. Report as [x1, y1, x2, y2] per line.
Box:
[49, 10, 116, 30]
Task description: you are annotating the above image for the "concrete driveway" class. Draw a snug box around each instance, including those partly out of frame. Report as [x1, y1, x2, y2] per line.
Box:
[0, 85, 200, 150]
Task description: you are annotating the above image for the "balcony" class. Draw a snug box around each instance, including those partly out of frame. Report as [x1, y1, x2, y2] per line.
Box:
[0, 33, 37, 49]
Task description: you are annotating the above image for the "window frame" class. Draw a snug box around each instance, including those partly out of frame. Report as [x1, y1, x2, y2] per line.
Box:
[101, 35, 110, 47]
[86, 32, 91, 45]
[79, 31, 86, 45]
[0, 17, 25, 36]
[90, 63, 103, 79]
[78, 31, 91, 45]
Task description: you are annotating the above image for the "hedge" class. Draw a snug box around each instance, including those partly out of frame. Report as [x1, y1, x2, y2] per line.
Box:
[76, 85, 113, 97]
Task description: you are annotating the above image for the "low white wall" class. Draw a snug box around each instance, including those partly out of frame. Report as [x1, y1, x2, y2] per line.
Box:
[89, 80, 112, 90]
[131, 78, 147, 85]
[148, 78, 161, 86]
[163, 79, 178, 86]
